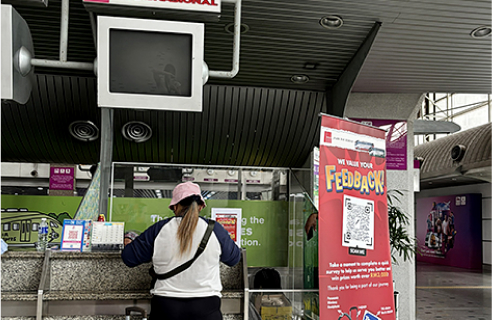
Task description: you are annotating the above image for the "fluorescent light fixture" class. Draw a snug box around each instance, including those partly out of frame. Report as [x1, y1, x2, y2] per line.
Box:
[290, 75, 309, 83]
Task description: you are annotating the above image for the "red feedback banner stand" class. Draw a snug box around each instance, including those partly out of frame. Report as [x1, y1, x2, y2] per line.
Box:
[318, 115, 395, 320]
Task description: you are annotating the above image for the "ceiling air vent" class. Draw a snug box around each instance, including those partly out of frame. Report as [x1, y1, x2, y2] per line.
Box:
[450, 145, 466, 161]
[68, 121, 99, 142]
[122, 121, 152, 143]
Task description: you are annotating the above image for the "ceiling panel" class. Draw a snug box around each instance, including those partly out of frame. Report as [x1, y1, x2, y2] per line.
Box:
[1, 75, 326, 167]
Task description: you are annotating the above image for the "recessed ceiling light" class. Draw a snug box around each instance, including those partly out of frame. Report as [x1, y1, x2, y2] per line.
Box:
[290, 75, 310, 83]
[225, 23, 250, 34]
[319, 15, 343, 29]
[470, 26, 492, 38]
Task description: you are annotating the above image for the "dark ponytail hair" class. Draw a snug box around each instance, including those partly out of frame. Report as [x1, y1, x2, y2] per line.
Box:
[175, 195, 204, 255]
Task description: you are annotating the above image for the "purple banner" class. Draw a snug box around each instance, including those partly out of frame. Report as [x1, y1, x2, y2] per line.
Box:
[351, 119, 407, 170]
[49, 166, 75, 190]
[416, 194, 482, 269]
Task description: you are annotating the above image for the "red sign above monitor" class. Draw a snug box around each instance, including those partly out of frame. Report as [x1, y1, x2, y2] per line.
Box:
[84, 0, 221, 13]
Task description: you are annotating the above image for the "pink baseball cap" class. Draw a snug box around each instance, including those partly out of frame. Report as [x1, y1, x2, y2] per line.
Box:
[169, 182, 206, 209]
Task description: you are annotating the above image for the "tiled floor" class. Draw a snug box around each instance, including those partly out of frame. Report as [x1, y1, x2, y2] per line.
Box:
[416, 262, 491, 320]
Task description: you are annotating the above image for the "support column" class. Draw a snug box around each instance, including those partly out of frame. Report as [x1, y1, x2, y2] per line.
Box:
[344, 93, 425, 320]
[99, 107, 114, 219]
[325, 22, 381, 116]
[124, 166, 134, 198]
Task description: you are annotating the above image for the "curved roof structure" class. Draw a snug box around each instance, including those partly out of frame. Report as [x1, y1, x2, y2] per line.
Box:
[414, 123, 491, 189]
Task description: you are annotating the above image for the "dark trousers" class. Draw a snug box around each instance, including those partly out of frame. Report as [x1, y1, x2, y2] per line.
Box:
[150, 295, 222, 320]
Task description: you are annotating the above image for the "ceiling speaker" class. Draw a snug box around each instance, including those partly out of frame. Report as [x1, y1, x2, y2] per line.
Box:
[122, 121, 152, 143]
[69, 120, 99, 142]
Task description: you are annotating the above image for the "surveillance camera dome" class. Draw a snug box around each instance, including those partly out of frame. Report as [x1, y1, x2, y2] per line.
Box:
[451, 145, 466, 161]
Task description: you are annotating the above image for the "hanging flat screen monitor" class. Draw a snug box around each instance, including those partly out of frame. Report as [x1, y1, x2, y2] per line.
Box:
[97, 16, 204, 111]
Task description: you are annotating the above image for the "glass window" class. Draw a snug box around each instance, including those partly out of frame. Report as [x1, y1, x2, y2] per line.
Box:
[3, 223, 10, 231]
[12, 223, 19, 231]
[32, 223, 39, 231]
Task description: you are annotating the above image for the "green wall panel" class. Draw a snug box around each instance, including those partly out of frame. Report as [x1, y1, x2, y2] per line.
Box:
[1, 195, 288, 267]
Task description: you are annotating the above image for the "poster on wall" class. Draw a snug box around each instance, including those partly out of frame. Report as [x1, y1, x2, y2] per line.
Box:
[351, 119, 407, 170]
[416, 193, 482, 269]
[318, 114, 395, 320]
[211, 208, 242, 247]
[49, 166, 75, 190]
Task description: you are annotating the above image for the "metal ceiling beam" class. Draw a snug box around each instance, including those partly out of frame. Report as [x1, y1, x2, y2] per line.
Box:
[208, 0, 241, 79]
[325, 21, 381, 117]
[27, 0, 96, 73]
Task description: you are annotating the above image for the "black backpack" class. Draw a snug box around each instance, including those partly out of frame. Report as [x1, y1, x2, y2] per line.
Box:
[253, 268, 282, 289]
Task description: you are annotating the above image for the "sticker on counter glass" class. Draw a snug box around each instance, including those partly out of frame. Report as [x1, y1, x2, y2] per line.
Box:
[211, 208, 241, 247]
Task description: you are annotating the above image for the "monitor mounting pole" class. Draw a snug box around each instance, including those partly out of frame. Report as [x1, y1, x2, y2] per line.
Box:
[208, 0, 241, 79]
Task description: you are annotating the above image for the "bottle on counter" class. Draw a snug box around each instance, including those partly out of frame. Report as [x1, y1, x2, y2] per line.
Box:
[36, 218, 48, 252]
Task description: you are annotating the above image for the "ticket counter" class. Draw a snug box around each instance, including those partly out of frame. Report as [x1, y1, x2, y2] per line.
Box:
[1, 250, 248, 320]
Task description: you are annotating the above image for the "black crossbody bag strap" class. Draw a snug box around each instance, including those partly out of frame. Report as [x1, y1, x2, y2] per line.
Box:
[150, 219, 215, 282]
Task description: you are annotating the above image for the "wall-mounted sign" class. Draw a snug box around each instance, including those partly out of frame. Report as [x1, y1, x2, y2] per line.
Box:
[84, 0, 221, 13]
[351, 119, 408, 170]
[50, 166, 75, 191]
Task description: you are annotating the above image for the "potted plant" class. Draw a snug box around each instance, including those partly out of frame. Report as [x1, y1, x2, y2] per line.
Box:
[387, 189, 418, 264]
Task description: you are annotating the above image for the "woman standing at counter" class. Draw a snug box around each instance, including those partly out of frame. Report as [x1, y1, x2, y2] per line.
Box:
[121, 182, 241, 320]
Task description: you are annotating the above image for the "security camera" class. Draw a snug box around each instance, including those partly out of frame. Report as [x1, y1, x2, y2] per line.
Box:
[451, 145, 466, 161]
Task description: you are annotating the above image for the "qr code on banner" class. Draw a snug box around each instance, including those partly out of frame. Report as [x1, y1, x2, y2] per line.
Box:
[342, 195, 375, 250]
